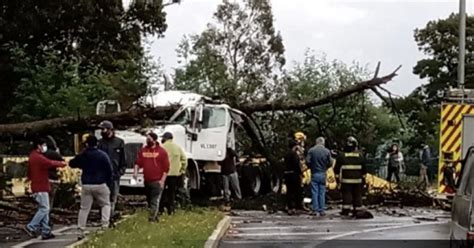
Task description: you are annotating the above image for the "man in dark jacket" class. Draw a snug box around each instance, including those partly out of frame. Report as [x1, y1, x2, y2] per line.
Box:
[97, 120, 125, 219]
[70, 135, 113, 239]
[43, 136, 64, 211]
[284, 141, 303, 215]
[334, 136, 367, 217]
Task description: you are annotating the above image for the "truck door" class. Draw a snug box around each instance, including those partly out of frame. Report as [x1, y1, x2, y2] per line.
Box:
[192, 106, 229, 161]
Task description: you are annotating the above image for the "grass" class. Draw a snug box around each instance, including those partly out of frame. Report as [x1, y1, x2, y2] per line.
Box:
[80, 208, 224, 248]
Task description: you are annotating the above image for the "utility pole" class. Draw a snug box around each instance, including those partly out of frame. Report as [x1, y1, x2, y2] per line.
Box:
[459, 0, 466, 101]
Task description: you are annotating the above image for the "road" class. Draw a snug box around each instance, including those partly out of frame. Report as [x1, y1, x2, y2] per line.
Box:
[219, 208, 451, 248]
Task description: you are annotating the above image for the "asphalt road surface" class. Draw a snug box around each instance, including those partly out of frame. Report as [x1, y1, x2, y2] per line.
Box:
[219, 208, 451, 248]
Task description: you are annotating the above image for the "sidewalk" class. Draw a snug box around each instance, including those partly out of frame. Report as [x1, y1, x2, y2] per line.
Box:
[9, 226, 99, 248]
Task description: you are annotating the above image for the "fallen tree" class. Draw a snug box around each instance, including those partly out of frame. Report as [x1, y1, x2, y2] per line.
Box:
[0, 64, 400, 139]
[0, 106, 178, 139]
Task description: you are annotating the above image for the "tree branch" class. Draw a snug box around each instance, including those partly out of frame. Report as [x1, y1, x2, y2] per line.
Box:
[239, 64, 402, 113]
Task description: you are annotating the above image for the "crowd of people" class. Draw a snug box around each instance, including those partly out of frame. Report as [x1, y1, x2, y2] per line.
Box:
[284, 132, 433, 217]
[23, 120, 188, 240]
[23, 119, 433, 240]
[284, 134, 367, 217]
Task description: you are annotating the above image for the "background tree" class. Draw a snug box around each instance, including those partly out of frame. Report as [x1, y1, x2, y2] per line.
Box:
[174, 0, 285, 106]
[0, 0, 171, 123]
[175, 0, 403, 158]
[414, 13, 474, 103]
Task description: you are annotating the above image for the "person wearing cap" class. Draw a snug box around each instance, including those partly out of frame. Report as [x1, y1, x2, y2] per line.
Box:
[134, 132, 170, 222]
[97, 120, 125, 219]
[69, 136, 113, 240]
[160, 132, 187, 215]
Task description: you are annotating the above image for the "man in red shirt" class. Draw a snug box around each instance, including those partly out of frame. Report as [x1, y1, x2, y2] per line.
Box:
[24, 138, 66, 239]
[133, 132, 169, 222]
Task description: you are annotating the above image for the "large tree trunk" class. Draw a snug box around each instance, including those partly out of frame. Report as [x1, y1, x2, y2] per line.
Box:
[0, 106, 178, 139]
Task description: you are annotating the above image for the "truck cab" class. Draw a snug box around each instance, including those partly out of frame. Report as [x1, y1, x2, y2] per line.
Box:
[96, 91, 245, 194]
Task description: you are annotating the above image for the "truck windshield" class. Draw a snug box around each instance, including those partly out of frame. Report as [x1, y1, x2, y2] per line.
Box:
[172, 109, 191, 125]
[202, 107, 226, 129]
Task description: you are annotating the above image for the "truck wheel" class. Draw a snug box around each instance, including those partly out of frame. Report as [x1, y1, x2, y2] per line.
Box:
[240, 166, 262, 196]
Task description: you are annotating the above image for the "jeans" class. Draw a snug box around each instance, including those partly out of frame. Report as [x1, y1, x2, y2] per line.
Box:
[27, 192, 51, 236]
[107, 179, 120, 217]
[145, 181, 163, 221]
[311, 172, 326, 213]
[222, 172, 242, 202]
[78, 184, 111, 233]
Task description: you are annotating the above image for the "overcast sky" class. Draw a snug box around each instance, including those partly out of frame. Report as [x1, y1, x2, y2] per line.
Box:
[150, 0, 474, 96]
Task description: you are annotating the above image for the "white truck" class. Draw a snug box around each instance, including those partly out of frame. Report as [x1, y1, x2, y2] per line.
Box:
[95, 91, 278, 197]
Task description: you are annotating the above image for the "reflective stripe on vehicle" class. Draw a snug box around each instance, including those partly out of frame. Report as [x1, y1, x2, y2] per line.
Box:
[344, 152, 360, 157]
[341, 178, 362, 184]
[341, 165, 362, 170]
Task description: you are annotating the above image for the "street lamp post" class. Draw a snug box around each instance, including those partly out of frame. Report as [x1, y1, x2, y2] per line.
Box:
[459, 0, 466, 101]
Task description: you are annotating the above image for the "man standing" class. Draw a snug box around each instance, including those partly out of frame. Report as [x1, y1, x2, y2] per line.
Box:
[160, 132, 187, 215]
[24, 138, 66, 240]
[98, 120, 125, 219]
[334, 136, 367, 217]
[69, 136, 113, 240]
[284, 141, 302, 215]
[220, 146, 242, 205]
[419, 144, 431, 188]
[306, 137, 332, 216]
[134, 132, 169, 222]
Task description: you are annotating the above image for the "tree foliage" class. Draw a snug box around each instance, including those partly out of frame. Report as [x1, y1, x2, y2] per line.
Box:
[414, 13, 474, 103]
[174, 0, 285, 105]
[0, 0, 169, 122]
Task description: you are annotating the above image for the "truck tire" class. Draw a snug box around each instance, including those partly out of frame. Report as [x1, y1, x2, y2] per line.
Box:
[240, 165, 262, 196]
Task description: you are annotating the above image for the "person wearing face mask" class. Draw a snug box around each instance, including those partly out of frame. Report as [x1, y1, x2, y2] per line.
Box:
[133, 132, 170, 222]
[24, 138, 66, 240]
[97, 120, 125, 221]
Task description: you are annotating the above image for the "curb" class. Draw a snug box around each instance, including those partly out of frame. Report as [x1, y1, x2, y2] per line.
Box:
[66, 214, 132, 248]
[204, 215, 231, 248]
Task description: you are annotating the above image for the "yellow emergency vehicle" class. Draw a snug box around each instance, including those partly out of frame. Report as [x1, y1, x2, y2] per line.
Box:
[438, 88, 474, 194]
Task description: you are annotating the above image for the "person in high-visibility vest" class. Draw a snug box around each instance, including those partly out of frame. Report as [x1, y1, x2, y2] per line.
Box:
[334, 136, 367, 216]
